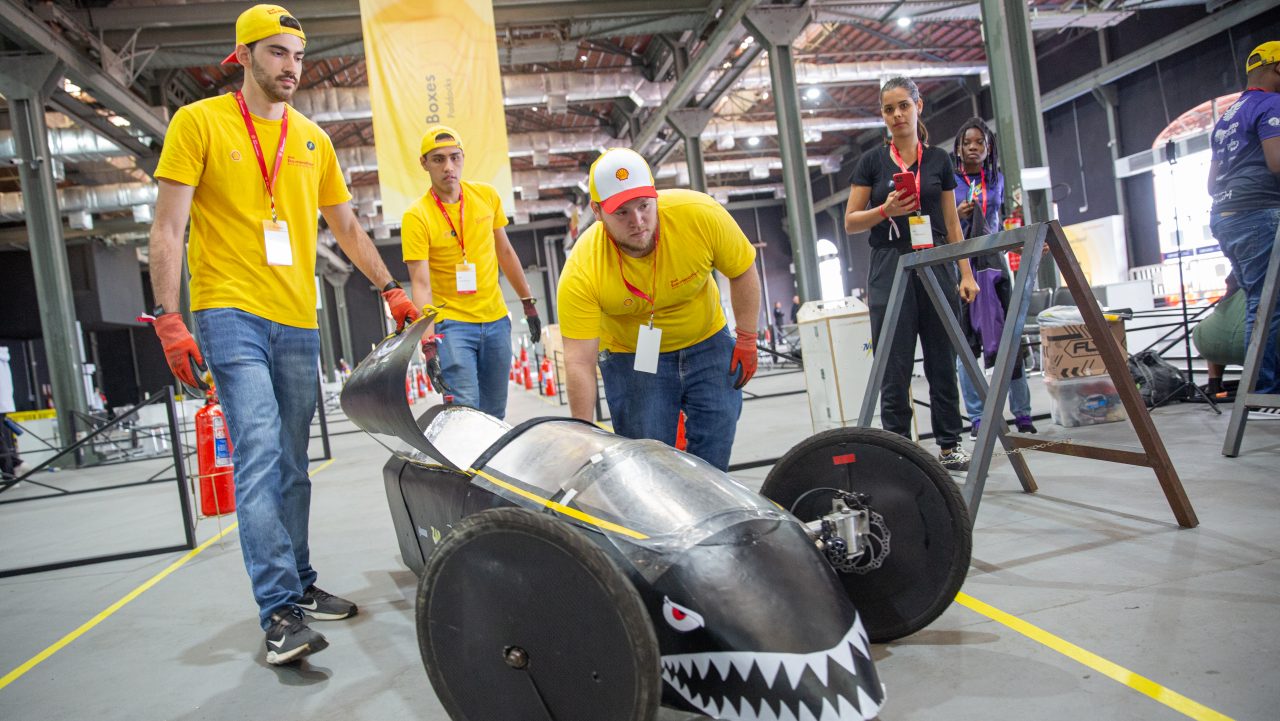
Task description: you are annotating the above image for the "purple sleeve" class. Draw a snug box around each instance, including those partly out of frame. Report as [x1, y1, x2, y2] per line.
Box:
[1257, 95, 1280, 141]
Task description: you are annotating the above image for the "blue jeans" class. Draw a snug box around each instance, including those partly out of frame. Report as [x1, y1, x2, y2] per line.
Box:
[1211, 208, 1280, 394]
[957, 355, 1031, 420]
[195, 309, 319, 630]
[598, 326, 742, 471]
[437, 316, 512, 418]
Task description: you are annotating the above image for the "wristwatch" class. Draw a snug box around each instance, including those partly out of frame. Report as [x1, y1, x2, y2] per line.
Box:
[151, 303, 167, 317]
[382, 280, 402, 293]
[520, 297, 536, 304]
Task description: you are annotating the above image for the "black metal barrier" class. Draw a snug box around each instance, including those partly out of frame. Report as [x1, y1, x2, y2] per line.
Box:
[0, 387, 197, 578]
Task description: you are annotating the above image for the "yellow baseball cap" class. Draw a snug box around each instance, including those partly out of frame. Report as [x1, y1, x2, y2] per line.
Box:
[222, 5, 307, 66]
[589, 148, 657, 214]
[420, 125, 463, 158]
[1246, 41, 1280, 73]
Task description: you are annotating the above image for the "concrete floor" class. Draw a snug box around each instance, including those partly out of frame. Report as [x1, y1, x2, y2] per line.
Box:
[1, 368, 1277, 721]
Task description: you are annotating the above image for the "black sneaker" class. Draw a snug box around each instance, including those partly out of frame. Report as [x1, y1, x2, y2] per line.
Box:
[265, 607, 328, 665]
[299, 584, 358, 621]
[1015, 415, 1038, 434]
[939, 446, 971, 473]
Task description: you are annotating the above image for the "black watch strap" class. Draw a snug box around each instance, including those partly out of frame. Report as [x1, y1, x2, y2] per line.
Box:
[152, 304, 167, 317]
[382, 280, 402, 293]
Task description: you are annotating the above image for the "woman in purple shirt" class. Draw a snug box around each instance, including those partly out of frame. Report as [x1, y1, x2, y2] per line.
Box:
[952, 118, 1036, 438]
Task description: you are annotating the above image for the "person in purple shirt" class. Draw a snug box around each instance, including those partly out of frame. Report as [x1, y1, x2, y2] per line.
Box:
[1209, 42, 1280, 396]
[952, 118, 1036, 439]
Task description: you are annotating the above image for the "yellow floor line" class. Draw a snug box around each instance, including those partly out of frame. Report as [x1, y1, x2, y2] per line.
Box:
[0, 458, 335, 692]
[955, 592, 1236, 721]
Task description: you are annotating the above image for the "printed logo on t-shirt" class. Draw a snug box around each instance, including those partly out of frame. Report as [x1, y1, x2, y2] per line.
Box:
[306, 140, 316, 150]
[230, 149, 242, 161]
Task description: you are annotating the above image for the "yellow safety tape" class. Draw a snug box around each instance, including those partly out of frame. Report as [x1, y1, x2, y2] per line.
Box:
[0, 458, 335, 692]
[471, 468, 648, 541]
[955, 592, 1236, 721]
[6, 409, 56, 422]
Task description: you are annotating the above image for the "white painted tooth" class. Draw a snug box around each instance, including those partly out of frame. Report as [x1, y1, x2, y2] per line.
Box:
[796, 703, 820, 721]
[776, 703, 799, 721]
[857, 686, 882, 720]
[848, 624, 869, 659]
[711, 654, 733, 681]
[737, 697, 761, 721]
[701, 696, 719, 718]
[781, 656, 809, 688]
[836, 695, 860, 720]
[807, 650, 830, 686]
[680, 657, 694, 677]
[756, 700, 780, 721]
[694, 654, 712, 680]
[729, 653, 755, 681]
[829, 639, 857, 675]
[755, 653, 784, 688]
[819, 698, 840, 721]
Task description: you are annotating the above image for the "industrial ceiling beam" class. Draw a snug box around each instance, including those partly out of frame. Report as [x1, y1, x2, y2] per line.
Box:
[631, 0, 757, 153]
[1040, 0, 1279, 111]
[0, 0, 167, 144]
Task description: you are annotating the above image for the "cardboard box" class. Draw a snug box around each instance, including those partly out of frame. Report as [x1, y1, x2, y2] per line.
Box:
[1041, 317, 1127, 381]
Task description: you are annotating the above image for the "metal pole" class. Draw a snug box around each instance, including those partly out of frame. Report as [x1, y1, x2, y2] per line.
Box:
[165, 386, 197, 549]
[0, 58, 90, 450]
[978, 0, 1056, 289]
[316, 276, 337, 382]
[746, 4, 820, 302]
[669, 108, 714, 193]
[332, 280, 355, 368]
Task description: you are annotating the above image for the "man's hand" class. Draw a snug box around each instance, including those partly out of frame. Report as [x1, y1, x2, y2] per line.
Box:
[959, 275, 980, 304]
[522, 298, 542, 344]
[729, 327, 759, 390]
[382, 286, 420, 332]
[153, 313, 206, 389]
[420, 339, 452, 396]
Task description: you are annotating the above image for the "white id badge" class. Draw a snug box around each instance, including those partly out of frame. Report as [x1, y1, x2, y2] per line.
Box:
[634, 324, 661, 374]
[455, 262, 477, 294]
[909, 215, 933, 250]
[263, 220, 292, 266]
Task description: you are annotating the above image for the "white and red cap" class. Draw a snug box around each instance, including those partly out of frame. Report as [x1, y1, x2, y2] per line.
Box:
[589, 148, 658, 214]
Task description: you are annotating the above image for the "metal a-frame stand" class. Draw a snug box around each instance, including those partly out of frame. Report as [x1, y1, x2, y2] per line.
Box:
[1222, 223, 1280, 457]
[857, 221, 1198, 528]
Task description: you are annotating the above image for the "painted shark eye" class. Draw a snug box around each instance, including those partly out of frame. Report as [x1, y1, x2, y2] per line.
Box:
[662, 597, 705, 633]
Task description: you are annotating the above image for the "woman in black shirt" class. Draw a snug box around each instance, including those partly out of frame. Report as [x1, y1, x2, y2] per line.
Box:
[844, 76, 978, 471]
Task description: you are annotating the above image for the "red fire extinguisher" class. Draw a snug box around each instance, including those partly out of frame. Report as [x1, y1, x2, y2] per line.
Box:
[195, 389, 236, 516]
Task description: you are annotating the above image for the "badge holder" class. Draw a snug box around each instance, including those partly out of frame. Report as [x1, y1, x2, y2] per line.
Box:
[634, 318, 661, 374]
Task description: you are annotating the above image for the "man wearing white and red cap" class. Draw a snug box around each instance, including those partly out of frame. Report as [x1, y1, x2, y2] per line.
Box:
[148, 4, 418, 665]
[1209, 41, 1280, 396]
[401, 125, 541, 418]
[557, 148, 761, 471]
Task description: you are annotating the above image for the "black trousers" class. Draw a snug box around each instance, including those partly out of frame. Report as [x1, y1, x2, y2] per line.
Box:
[0, 414, 18, 479]
[867, 247, 964, 450]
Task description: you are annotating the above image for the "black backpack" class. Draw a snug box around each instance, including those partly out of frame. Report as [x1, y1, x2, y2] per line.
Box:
[1127, 350, 1187, 407]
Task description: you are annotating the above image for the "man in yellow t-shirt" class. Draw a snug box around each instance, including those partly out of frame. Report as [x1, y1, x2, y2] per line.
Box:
[557, 148, 762, 471]
[401, 125, 540, 419]
[147, 4, 419, 666]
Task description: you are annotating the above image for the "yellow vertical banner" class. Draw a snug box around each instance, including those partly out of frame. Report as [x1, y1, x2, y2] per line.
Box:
[358, 0, 513, 222]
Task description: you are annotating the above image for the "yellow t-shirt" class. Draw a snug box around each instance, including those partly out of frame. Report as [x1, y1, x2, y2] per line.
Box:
[401, 181, 510, 324]
[154, 93, 351, 329]
[557, 188, 756, 353]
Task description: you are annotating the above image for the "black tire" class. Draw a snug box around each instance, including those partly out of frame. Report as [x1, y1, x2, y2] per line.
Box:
[761, 427, 972, 643]
[417, 507, 660, 721]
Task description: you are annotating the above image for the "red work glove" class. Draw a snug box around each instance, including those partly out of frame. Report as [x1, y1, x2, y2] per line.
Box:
[382, 286, 420, 332]
[153, 313, 206, 390]
[729, 327, 759, 390]
[420, 338, 453, 396]
[522, 298, 542, 344]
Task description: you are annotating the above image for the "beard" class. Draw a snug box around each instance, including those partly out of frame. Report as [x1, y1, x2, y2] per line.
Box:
[250, 62, 296, 103]
[611, 228, 655, 256]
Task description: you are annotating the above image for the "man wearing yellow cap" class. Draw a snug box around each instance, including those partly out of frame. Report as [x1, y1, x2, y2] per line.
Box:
[401, 126, 541, 418]
[148, 4, 419, 665]
[1209, 42, 1280, 396]
[557, 148, 762, 471]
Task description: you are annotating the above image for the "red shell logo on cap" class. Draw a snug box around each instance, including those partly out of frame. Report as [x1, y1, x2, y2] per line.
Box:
[615, 168, 630, 181]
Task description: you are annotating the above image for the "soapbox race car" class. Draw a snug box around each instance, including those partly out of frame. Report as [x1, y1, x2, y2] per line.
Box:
[340, 315, 972, 721]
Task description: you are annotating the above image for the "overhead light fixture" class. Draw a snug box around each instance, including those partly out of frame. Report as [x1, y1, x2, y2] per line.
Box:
[747, 136, 761, 147]
[108, 115, 132, 127]
[722, 61, 732, 69]
[740, 36, 754, 49]
[761, 90, 770, 100]
[897, 17, 912, 28]
[579, 54, 587, 61]
[804, 87, 821, 101]
[63, 79, 81, 94]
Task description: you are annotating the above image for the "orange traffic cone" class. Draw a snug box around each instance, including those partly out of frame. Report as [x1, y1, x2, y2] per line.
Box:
[675, 411, 688, 451]
[543, 360, 556, 397]
[406, 376, 415, 405]
[523, 362, 534, 391]
[510, 356, 517, 381]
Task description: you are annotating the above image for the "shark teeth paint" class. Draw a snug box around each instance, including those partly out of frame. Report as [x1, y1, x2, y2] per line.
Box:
[660, 616, 881, 721]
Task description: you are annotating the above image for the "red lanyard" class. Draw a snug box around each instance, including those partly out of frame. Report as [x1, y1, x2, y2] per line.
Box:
[430, 188, 465, 259]
[889, 141, 922, 201]
[234, 91, 288, 222]
[960, 168, 987, 218]
[612, 226, 660, 319]
[1245, 87, 1267, 93]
